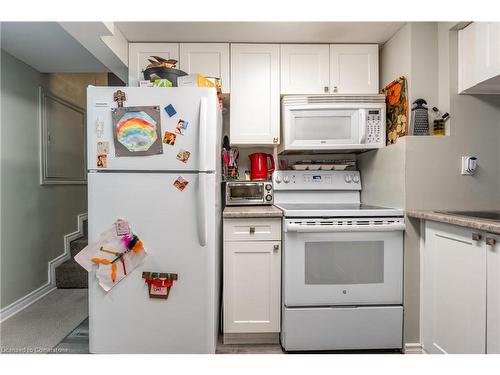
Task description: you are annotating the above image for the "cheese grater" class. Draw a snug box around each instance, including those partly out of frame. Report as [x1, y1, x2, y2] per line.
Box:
[411, 98, 429, 136]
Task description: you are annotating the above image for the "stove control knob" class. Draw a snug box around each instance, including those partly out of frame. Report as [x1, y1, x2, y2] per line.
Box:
[275, 176, 282, 184]
[344, 174, 352, 183]
[283, 176, 290, 183]
[352, 175, 360, 183]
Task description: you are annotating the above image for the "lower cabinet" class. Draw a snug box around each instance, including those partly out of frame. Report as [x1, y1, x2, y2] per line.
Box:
[422, 220, 499, 354]
[223, 217, 281, 341]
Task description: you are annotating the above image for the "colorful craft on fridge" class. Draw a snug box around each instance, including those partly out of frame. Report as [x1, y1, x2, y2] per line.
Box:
[116, 111, 158, 152]
[74, 219, 147, 292]
[142, 272, 178, 299]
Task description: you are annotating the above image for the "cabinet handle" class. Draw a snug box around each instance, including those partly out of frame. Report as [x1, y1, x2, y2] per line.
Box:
[472, 233, 482, 241]
[324, 86, 329, 93]
[273, 244, 279, 252]
[333, 86, 339, 93]
[249, 227, 256, 234]
[273, 137, 279, 144]
[486, 237, 497, 246]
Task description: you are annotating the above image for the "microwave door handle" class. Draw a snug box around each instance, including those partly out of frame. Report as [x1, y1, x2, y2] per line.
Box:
[359, 110, 367, 144]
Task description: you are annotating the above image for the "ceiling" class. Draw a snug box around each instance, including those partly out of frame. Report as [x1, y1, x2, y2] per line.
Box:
[1, 22, 109, 73]
[116, 22, 405, 44]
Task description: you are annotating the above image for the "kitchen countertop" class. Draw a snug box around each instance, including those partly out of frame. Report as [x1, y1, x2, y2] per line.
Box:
[407, 209, 500, 235]
[223, 205, 283, 218]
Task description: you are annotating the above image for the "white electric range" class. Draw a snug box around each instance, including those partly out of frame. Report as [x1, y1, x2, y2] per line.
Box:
[273, 170, 405, 352]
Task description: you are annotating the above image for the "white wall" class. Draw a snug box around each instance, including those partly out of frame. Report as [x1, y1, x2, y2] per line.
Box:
[0, 50, 89, 309]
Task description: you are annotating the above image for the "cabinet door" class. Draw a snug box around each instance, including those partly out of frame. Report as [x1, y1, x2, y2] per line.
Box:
[458, 22, 500, 94]
[330, 44, 379, 94]
[423, 221, 486, 354]
[179, 43, 230, 93]
[128, 43, 179, 87]
[280, 44, 330, 94]
[223, 240, 281, 333]
[230, 44, 280, 145]
[487, 233, 500, 353]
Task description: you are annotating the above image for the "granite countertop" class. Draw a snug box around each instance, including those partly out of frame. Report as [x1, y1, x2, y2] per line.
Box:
[407, 209, 500, 235]
[223, 205, 283, 218]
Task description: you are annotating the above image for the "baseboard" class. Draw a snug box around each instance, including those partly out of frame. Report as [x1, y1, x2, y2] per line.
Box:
[0, 283, 55, 323]
[0, 213, 87, 323]
[404, 342, 424, 354]
[223, 333, 280, 345]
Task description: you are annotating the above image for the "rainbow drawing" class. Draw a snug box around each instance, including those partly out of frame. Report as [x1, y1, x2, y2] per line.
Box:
[116, 111, 158, 152]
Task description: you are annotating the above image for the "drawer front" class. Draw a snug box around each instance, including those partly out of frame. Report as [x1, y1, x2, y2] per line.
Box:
[224, 218, 281, 241]
[281, 306, 403, 351]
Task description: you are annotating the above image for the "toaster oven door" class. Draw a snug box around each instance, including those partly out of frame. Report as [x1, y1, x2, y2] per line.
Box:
[226, 183, 264, 205]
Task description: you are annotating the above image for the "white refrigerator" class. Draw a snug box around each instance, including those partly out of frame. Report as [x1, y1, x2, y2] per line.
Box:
[86, 87, 222, 353]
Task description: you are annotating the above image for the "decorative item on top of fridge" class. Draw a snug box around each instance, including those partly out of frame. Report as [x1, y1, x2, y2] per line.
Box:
[142, 272, 178, 299]
[222, 135, 239, 180]
[142, 57, 187, 87]
[75, 219, 147, 292]
[382, 76, 409, 145]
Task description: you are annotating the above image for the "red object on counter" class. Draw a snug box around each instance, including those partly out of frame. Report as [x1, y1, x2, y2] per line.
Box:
[249, 153, 275, 180]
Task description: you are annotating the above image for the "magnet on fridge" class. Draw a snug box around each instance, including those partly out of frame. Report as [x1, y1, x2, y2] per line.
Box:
[142, 272, 178, 299]
[162, 131, 176, 145]
[173, 176, 189, 191]
[176, 149, 191, 163]
[164, 104, 177, 117]
[96, 154, 108, 168]
[174, 119, 189, 135]
[113, 90, 126, 108]
[96, 117, 105, 138]
[115, 219, 131, 236]
[97, 141, 109, 155]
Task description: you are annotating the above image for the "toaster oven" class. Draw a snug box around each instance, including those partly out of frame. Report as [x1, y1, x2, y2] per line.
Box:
[225, 181, 274, 206]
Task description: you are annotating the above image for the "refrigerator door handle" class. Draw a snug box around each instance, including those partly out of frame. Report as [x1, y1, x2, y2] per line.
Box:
[198, 97, 208, 172]
[197, 173, 208, 246]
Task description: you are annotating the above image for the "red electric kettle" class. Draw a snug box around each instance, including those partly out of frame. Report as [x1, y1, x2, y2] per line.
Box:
[249, 153, 275, 180]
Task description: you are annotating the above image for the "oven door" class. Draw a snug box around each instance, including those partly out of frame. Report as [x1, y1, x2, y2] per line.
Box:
[283, 218, 404, 306]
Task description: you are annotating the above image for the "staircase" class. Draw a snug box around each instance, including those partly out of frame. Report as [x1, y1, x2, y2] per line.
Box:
[55, 221, 88, 289]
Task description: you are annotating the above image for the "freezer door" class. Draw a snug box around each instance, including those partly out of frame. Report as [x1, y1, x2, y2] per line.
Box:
[87, 172, 220, 353]
[87, 87, 220, 172]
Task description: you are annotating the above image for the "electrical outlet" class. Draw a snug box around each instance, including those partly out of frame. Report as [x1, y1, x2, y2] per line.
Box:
[461, 156, 477, 175]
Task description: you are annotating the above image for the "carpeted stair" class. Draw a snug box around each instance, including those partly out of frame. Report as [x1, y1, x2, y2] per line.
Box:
[55, 221, 88, 289]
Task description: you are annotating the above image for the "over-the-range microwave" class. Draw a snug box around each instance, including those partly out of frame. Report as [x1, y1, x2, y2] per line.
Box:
[278, 94, 386, 154]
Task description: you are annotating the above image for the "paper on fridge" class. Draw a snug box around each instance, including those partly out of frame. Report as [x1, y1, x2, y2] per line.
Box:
[75, 219, 147, 292]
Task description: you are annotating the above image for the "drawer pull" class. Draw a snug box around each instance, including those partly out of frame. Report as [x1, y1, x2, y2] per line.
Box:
[486, 237, 497, 246]
[273, 244, 279, 252]
[472, 233, 482, 241]
[249, 227, 256, 234]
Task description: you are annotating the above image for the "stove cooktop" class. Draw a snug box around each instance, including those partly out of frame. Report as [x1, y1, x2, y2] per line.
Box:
[275, 203, 404, 218]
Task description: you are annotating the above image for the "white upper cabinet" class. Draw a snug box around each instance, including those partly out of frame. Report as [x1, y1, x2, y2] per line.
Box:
[330, 44, 379, 94]
[128, 43, 179, 86]
[179, 43, 230, 93]
[458, 22, 500, 94]
[280, 44, 330, 94]
[230, 44, 280, 145]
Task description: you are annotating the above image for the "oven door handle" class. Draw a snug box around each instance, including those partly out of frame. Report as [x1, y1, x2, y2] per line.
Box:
[285, 222, 406, 232]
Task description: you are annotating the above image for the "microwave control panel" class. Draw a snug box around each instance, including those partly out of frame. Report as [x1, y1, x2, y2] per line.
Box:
[366, 109, 382, 144]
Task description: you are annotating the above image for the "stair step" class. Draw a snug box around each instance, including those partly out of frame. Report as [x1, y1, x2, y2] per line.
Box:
[55, 258, 88, 289]
[70, 237, 88, 257]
